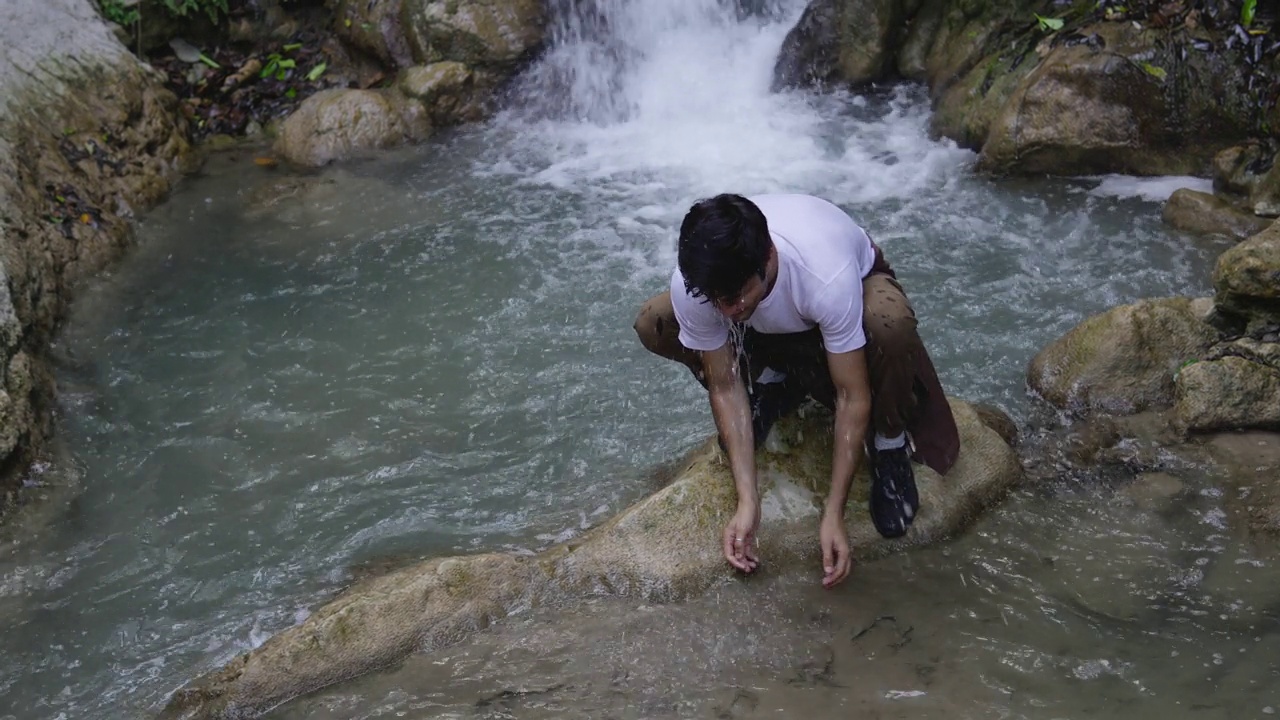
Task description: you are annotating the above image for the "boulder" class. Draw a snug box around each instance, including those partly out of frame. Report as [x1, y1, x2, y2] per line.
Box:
[274, 88, 431, 167]
[398, 61, 485, 125]
[772, 0, 916, 89]
[1174, 356, 1280, 432]
[1213, 222, 1280, 328]
[1028, 297, 1220, 416]
[162, 399, 1022, 719]
[1161, 188, 1272, 240]
[1246, 154, 1280, 218]
[400, 0, 546, 73]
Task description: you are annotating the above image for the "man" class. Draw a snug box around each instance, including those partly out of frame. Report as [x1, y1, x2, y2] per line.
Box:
[633, 193, 959, 588]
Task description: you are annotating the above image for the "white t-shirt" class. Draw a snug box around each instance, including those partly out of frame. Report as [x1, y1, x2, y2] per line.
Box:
[670, 194, 876, 354]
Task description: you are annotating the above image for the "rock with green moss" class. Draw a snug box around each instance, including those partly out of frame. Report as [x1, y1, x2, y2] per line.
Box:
[1162, 188, 1272, 240]
[275, 88, 432, 167]
[1213, 222, 1280, 328]
[162, 398, 1021, 719]
[1174, 356, 1280, 432]
[1028, 297, 1220, 416]
[1213, 142, 1275, 199]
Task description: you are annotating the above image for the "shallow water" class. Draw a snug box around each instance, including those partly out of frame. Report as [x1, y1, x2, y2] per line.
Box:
[0, 0, 1269, 717]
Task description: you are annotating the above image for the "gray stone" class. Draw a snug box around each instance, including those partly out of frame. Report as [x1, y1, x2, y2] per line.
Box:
[274, 88, 431, 167]
[1213, 222, 1280, 328]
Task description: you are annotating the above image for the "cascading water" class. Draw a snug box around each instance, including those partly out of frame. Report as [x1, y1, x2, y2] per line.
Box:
[0, 1, 1261, 719]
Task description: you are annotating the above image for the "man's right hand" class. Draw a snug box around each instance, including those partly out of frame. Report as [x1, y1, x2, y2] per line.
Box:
[722, 501, 761, 573]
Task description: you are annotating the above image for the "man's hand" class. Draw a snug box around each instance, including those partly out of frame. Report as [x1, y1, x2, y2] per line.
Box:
[820, 511, 851, 588]
[723, 501, 761, 573]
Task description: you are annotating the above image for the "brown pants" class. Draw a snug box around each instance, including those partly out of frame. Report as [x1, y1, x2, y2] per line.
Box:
[633, 273, 923, 439]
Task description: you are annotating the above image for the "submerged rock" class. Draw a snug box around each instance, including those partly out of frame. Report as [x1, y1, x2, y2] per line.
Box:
[162, 398, 1021, 719]
[1028, 297, 1220, 417]
[275, 88, 431, 167]
[1162, 188, 1272, 240]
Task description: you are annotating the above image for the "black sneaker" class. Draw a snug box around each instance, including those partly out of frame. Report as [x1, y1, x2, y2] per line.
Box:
[868, 444, 920, 539]
[717, 379, 807, 453]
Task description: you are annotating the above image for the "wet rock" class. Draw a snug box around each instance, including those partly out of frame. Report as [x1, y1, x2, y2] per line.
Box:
[398, 61, 485, 125]
[1162, 188, 1273, 240]
[1204, 431, 1280, 536]
[907, 0, 1034, 95]
[162, 399, 1021, 719]
[1028, 297, 1220, 417]
[1174, 356, 1280, 433]
[400, 0, 547, 74]
[772, 0, 914, 89]
[275, 88, 431, 167]
[971, 401, 1018, 446]
[1213, 222, 1280, 329]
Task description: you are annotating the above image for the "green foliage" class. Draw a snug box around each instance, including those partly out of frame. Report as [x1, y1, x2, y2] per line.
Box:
[1034, 14, 1065, 32]
[1139, 62, 1167, 80]
[100, 0, 140, 26]
[260, 52, 297, 81]
[1242, 0, 1257, 26]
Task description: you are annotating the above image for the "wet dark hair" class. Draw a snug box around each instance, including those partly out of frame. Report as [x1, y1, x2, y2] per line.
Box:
[677, 194, 770, 303]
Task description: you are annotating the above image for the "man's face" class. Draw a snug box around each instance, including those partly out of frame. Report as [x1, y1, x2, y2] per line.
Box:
[712, 273, 769, 323]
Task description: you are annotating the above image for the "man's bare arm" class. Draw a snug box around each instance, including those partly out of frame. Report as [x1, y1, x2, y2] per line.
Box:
[821, 347, 872, 587]
[702, 343, 761, 572]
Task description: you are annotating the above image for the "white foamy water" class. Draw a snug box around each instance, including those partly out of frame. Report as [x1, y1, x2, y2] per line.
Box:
[0, 1, 1260, 719]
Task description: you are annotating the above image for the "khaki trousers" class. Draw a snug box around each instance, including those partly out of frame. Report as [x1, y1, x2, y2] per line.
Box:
[633, 273, 923, 439]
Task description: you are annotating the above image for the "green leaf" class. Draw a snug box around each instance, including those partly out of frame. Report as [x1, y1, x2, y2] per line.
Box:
[260, 58, 279, 79]
[278, 59, 296, 69]
[1034, 14, 1065, 32]
[1243, 0, 1258, 26]
[286, 88, 297, 99]
[306, 62, 327, 82]
[282, 42, 303, 52]
[1140, 62, 1167, 80]
[197, 52, 220, 69]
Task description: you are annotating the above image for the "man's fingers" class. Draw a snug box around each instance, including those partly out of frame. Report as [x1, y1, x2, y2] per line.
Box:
[822, 539, 834, 574]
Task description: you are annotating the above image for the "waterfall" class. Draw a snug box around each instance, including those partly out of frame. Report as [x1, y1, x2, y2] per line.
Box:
[508, 0, 804, 124]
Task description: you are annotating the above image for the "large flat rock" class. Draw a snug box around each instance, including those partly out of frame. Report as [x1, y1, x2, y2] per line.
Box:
[163, 398, 1022, 719]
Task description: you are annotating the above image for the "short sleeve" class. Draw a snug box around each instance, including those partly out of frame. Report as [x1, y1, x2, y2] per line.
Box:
[670, 269, 731, 352]
[810, 269, 865, 354]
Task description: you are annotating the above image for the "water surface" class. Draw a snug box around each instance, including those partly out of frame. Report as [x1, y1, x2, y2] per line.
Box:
[0, 1, 1268, 717]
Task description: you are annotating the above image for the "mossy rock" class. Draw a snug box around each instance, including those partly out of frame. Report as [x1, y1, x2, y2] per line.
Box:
[1213, 221, 1280, 327]
[1028, 297, 1220, 416]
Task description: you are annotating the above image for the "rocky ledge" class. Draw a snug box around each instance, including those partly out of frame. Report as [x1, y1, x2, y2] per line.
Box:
[0, 0, 192, 513]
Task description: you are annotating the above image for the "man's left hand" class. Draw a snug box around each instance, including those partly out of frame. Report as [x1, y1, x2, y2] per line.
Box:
[819, 512, 851, 588]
